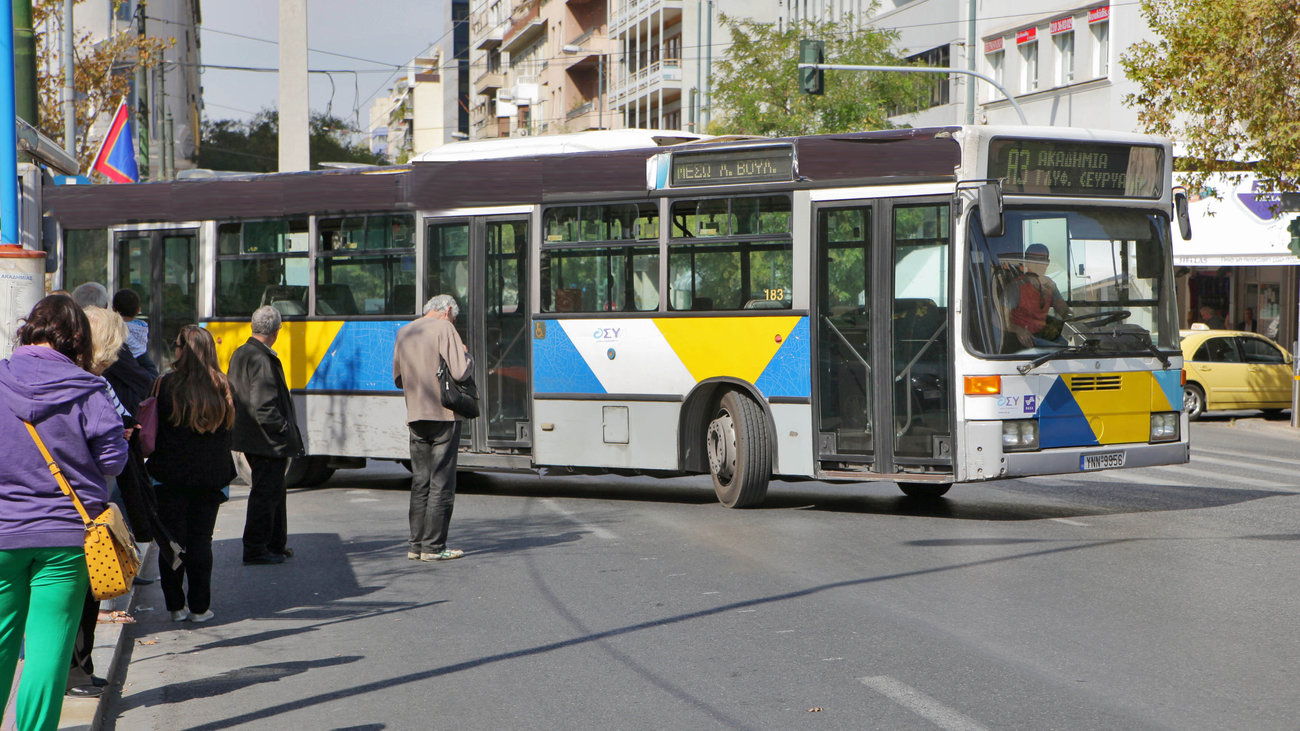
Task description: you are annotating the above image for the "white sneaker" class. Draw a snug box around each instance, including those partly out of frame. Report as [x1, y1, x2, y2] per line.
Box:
[170, 609, 190, 622]
[189, 610, 215, 623]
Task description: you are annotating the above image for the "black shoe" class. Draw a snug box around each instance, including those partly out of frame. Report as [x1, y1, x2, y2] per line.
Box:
[133, 576, 156, 586]
[92, 676, 108, 687]
[278, 548, 294, 558]
[243, 553, 285, 565]
[66, 684, 104, 698]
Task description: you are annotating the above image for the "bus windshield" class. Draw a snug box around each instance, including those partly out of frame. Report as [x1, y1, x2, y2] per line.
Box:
[965, 207, 1177, 357]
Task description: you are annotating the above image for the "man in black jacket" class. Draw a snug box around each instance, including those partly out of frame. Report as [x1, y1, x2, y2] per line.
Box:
[229, 306, 304, 565]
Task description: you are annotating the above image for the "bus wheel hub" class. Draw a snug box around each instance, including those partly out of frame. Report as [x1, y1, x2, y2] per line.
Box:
[707, 413, 736, 482]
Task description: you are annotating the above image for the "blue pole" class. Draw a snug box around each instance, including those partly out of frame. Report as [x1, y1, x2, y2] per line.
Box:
[1, 0, 18, 245]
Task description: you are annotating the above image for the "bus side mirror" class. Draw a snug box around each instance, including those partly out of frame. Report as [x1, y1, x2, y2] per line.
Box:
[978, 183, 1004, 238]
[1173, 188, 1192, 241]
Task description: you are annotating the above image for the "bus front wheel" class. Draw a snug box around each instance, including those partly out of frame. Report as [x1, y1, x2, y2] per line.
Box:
[706, 391, 771, 508]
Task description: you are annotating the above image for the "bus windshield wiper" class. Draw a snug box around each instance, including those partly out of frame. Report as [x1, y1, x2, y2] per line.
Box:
[1017, 339, 1100, 375]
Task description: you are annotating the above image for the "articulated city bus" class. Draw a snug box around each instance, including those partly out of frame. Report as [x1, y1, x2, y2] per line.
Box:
[44, 125, 1191, 506]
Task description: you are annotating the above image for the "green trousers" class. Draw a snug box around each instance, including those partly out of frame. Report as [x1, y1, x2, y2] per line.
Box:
[0, 547, 89, 731]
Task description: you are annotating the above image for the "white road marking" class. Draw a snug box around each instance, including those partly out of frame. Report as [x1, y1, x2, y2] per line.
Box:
[1154, 464, 1290, 490]
[537, 498, 618, 539]
[860, 676, 990, 731]
[1188, 453, 1300, 481]
[1051, 518, 1090, 527]
[1192, 446, 1295, 469]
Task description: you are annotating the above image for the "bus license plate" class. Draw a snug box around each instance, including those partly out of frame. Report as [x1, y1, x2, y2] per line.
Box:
[1081, 452, 1125, 471]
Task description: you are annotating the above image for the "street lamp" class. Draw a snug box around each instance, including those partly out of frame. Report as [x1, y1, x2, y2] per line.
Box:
[562, 44, 603, 130]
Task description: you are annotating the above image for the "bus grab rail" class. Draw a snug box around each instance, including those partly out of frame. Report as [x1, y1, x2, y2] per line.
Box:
[893, 319, 948, 438]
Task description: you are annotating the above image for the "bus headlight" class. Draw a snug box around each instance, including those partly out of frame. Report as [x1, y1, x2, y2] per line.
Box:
[1150, 412, 1180, 442]
[1002, 420, 1039, 451]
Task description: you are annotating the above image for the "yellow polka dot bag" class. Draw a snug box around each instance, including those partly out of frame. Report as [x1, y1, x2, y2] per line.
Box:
[23, 421, 141, 600]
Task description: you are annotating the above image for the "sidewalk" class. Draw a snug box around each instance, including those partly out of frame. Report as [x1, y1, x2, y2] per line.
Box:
[1, 542, 149, 731]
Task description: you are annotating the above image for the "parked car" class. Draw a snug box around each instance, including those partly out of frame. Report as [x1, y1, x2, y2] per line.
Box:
[1180, 327, 1294, 419]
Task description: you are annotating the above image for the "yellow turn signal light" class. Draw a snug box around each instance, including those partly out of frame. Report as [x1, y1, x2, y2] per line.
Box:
[964, 375, 1002, 395]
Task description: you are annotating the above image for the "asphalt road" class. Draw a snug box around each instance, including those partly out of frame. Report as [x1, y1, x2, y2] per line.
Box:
[107, 415, 1299, 730]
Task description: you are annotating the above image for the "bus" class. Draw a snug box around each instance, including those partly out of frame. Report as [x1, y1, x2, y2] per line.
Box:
[43, 125, 1191, 507]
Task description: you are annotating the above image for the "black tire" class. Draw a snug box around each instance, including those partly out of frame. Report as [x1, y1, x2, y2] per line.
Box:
[1183, 383, 1206, 421]
[706, 391, 771, 508]
[898, 482, 951, 499]
[285, 456, 335, 488]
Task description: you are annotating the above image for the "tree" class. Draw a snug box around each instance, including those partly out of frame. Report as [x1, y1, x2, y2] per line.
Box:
[198, 110, 389, 172]
[33, 0, 171, 169]
[1122, 1, 1300, 192]
[709, 11, 929, 137]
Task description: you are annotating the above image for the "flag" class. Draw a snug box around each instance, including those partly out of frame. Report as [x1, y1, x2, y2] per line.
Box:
[91, 101, 139, 184]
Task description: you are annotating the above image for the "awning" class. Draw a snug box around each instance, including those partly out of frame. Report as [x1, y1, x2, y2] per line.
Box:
[1173, 173, 1300, 267]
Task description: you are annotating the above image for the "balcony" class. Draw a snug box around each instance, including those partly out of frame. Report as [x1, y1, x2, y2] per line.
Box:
[610, 58, 681, 106]
[471, 8, 507, 50]
[502, 4, 545, 55]
[565, 101, 603, 131]
[474, 70, 504, 95]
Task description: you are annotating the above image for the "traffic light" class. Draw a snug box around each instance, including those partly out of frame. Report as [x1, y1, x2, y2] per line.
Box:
[799, 39, 825, 95]
[1289, 216, 1300, 257]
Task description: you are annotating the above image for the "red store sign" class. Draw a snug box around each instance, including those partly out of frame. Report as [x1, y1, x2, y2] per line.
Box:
[1050, 17, 1073, 35]
[1016, 27, 1037, 45]
[984, 37, 1004, 54]
[1088, 5, 1110, 23]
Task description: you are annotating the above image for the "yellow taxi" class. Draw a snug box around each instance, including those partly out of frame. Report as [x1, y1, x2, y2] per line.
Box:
[1180, 325, 1294, 420]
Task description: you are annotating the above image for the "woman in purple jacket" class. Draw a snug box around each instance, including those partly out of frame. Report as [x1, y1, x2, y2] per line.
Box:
[0, 294, 127, 731]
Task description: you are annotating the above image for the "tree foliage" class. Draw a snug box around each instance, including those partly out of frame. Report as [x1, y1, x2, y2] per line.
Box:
[33, 0, 172, 169]
[198, 110, 389, 172]
[709, 11, 929, 137]
[1122, 0, 1300, 192]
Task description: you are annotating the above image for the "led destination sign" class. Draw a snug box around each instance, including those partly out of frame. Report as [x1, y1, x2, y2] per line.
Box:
[989, 139, 1165, 198]
[670, 146, 795, 188]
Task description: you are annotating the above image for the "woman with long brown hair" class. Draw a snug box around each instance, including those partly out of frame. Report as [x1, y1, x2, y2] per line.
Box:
[146, 325, 236, 623]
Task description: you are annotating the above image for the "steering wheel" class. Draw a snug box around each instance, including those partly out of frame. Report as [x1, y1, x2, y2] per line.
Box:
[1065, 310, 1130, 328]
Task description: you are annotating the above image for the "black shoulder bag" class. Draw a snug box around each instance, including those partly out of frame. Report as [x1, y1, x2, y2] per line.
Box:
[438, 360, 480, 419]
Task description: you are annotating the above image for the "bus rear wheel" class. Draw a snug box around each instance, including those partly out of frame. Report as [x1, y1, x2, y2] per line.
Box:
[706, 391, 771, 508]
[897, 482, 951, 499]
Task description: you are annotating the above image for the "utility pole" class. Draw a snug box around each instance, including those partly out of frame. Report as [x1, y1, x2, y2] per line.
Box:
[13, 0, 36, 162]
[279, 0, 310, 171]
[966, 0, 976, 124]
[135, 1, 150, 181]
[63, 0, 75, 152]
[2, 0, 19, 244]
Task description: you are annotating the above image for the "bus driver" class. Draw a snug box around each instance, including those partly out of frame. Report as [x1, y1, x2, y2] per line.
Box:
[1001, 243, 1070, 350]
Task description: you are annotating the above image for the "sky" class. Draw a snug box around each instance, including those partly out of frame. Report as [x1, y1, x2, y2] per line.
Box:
[198, 0, 451, 133]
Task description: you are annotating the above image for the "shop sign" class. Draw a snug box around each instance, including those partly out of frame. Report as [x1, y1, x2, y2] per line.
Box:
[1016, 27, 1037, 45]
[1088, 6, 1110, 23]
[984, 37, 1004, 54]
[1050, 17, 1073, 35]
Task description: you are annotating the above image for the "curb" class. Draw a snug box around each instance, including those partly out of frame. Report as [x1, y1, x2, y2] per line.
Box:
[55, 541, 151, 731]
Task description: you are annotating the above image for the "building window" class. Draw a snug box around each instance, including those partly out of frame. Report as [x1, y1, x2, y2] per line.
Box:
[1054, 30, 1075, 85]
[1092, 19, 1110, 78]
[1018, 29, 1039, 93]
[982, 45, 1003, 102]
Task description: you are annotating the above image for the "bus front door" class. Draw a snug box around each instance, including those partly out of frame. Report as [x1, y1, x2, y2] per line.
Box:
[425, 216, 531, 455]
[114, 229, 198, 369]
[814, 200, 953, 476]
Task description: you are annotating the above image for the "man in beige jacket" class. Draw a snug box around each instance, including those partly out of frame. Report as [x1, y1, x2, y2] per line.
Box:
[393, 294, 472, 561]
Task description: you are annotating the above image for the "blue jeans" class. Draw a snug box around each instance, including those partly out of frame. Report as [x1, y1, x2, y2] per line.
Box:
[408, 420, 461, 554]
